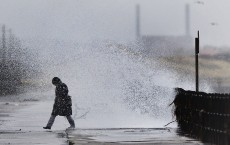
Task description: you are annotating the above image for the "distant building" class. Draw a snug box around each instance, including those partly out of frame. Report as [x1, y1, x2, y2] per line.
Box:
[141, 35, 192, 56]
[136, 4, 193, 57]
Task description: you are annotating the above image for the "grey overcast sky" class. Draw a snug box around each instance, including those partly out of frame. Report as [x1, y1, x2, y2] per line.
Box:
[0, 0, 229, 47]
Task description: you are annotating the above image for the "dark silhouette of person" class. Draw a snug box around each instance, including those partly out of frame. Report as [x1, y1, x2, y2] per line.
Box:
[43, 77, 75, 129]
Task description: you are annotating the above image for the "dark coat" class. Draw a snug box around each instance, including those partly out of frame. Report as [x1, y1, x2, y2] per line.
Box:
[51, 83, 72, 116]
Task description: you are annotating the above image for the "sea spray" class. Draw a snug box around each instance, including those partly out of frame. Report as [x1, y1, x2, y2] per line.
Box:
[32, 39, 211, 128]
[63, 41, 176, 128]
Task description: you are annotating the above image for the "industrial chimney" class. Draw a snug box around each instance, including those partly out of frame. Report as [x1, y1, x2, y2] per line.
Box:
[185, 4, 191, 36]
[136, 4, 140, 39]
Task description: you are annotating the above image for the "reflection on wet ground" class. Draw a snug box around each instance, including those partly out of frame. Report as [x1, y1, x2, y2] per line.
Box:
[67, 128, 204, 145]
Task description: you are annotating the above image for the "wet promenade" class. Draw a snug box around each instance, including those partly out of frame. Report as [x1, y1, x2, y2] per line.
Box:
[67, 128, 203, 145]
[0, 98, 203, 145]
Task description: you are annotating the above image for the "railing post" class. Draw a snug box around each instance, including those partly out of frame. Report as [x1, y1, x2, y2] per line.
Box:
[195, 31, 199, 92]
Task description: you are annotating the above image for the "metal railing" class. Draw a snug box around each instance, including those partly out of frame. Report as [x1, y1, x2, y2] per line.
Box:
[173, 88, 230, 145]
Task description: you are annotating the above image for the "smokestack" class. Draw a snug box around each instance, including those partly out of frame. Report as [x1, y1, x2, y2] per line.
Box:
[2, 25, 6, 63]
[185, 4, 190, 36]
[136, 4, 140, 39]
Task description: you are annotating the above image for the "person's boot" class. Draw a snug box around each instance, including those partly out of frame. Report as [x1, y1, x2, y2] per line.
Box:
[43, 126, 51, 129]
[67, 126, 75, 129]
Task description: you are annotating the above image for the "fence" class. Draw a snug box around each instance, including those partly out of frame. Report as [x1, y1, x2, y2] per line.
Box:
[173, 88, 230, 145]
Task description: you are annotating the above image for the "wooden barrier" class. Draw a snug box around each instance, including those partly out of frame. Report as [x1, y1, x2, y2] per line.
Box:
[173, 88, 230, 145]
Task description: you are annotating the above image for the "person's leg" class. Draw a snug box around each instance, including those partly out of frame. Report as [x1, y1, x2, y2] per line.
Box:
[66, 115, 75, 128]
[44, 115, 57, 129]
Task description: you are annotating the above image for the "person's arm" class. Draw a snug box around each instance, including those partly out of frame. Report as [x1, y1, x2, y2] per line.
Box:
[67, 96, 72, 106]
[56, 83, 68, 97]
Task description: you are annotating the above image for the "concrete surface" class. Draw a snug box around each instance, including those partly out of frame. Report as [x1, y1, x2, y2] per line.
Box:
[0, 98, 204, 145]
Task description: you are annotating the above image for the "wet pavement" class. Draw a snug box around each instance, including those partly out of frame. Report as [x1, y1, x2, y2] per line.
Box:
[0, 98, 204, 145]
[67, 128, 203, 145]
[0, 100, 68, 145]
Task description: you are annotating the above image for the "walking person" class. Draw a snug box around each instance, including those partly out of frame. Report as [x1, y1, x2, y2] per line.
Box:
[43, 77, 75, 129]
